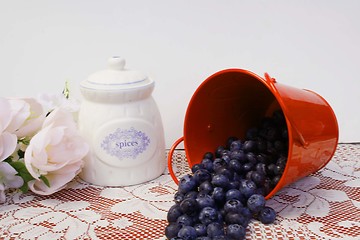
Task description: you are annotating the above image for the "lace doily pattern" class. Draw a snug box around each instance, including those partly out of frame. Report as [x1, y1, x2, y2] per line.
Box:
[0, 144, 359, 239]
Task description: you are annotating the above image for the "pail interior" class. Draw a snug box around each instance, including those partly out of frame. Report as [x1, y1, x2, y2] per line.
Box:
[184, 70, 283, 166]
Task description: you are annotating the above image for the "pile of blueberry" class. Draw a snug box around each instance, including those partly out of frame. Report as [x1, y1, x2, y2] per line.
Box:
[165, 110, 289, 240]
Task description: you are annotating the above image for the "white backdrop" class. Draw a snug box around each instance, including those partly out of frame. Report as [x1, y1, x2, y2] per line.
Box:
[1, 1, 359, 147]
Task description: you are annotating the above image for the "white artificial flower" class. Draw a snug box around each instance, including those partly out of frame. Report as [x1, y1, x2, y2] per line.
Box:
[37, 93, 80, 114]
[0, 161, 24, 202]
[6, 98, 46, 138]
[0, 98, 17, 162]
[24, 108, 89, 195]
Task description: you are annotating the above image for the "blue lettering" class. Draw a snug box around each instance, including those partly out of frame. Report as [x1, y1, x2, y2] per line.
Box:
[116, 140, 139, 149]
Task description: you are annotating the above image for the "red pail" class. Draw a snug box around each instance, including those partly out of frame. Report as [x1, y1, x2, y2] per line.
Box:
[168, 69, 338, 199]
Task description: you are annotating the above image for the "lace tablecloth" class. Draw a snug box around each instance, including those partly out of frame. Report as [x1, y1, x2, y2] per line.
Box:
[0, 144, 359, 239]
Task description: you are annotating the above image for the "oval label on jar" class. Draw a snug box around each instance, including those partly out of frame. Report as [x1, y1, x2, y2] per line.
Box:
[94, 119, 157, 167]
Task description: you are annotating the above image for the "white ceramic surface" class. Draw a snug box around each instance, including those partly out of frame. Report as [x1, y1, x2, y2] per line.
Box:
[78, 57, 165, 186]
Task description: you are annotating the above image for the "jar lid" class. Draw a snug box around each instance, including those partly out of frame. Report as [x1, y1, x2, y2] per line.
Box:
[80, 57, 153, 91]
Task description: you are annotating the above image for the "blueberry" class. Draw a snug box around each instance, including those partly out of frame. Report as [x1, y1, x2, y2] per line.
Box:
[271, 175, 281, 187]
[216, 211, 224, 224]
[206, 222, 224, 237]
[191, 163, 204, 174]
[266, 141, 277, 155]
[273, 164, 284, 176]
[203, 152, 214, 160]
[226, 224, 246, 240]
[247, 194, 266, 214]
[195, 237, 211, 240]
[194, 169, 212, 184]
[258, 206, 276, 224]
[184, 191, 199, 200]
[180, 198, 199, 215]
[230, 150, 246, 162]
[165, 223, 181, 239]
[245, 170, 254, 180]
[201, 158, 214, 172]
[267, 163, 276, 176]
[174, 192, 184, 204]
[199, 207, 219, 225]
[256, 139, 267, 153]
[213, 158, 227, 172]
[281, 127, 288, 139]
[176, 214, 193, 227]
[211, 174, 229, 188]
[239, 206, 252, 220]
[255, 163, 267, 175]
[221, 154, 231, 164]
[243, 140, 257, 152]
[179, 174, 197, 193]
[228, 181, 240, 190]
[266, 127, 280, 141]
[225, 189, 244, 202]
[177, 225, 197, 240]
[215, 146, 225, 157]
[233, 172, 242, 182]
[224, 212, 247, 226]
[263, 178, 272, 195]
[256, 153, 269, 164]
[239, 180, 257, 199]
[251, 171, 266, 187]
[167, 204, 183, 222]
[229, 159, 242, 173]
[246, 152, 257, 165]
[199, 180, 214, 194]
[212, 187, 225, 204]
[230, 140, 242, 151]
[211, 236, 227, 240]
[221, 149, 231, 157]
[215, 166, 233, 180]
[196, 194, 216, 209]
[224, 199, 243, 213]
[194, 223, 207, 237]
[242, 162, 254, 173]
[276, 156, 287, 168]
[226, 136, 239, 149]
[254, 187, 266, 196]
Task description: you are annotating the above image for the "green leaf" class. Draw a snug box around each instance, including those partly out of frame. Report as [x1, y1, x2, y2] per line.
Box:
[8, 161, 51, 192]
[4, 156, 13, 163]
[39, 175, 50, 188]
[9, 161, 35, 193]
[17, 149, 24, 159]
[20, 184, 29, 193]
[18, 137, 30, 145]
[10, 161, 34, 182]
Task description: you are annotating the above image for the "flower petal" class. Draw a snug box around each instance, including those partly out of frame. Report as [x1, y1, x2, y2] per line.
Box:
[0, 132, 17, 161]
[0, 98, 13, 132]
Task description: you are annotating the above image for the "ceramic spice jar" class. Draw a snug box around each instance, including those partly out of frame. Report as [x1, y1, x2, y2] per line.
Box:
[78, 57, 166, 186]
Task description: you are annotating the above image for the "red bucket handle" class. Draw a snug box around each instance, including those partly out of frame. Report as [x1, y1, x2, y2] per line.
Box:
[167, 137, 184, 185]
[264, 72, 309, 148]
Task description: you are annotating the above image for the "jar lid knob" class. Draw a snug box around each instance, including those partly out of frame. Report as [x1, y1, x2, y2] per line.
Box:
[108, 56, 125, 70]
